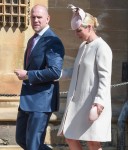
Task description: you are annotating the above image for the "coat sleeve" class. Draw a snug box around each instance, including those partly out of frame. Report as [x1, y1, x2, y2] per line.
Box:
[94, 42, 112, 107]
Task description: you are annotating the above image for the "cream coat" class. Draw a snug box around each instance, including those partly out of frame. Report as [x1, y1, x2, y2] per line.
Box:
[58, 37, 112, 141]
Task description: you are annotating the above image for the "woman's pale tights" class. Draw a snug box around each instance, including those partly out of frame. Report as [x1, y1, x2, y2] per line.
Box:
[65, 138, 83, 150]
[66, 138, 102, 150]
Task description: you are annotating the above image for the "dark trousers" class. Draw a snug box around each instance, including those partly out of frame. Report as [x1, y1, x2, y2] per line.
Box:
[15, 109, 52, 150]
[117, 101, 128, 150]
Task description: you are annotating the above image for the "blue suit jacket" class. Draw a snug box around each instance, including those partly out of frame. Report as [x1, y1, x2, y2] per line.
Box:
[20, 28, 65, 112]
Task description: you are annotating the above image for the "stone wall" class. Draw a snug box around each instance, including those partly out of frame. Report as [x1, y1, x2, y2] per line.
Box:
[0, 0, 128, 149]
[48, 0, 128, 117]
[0, 0, 127, 104]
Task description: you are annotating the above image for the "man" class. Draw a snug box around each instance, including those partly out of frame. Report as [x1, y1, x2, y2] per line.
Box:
[14, 4, 65, 150]
[117, 101, 128, 150]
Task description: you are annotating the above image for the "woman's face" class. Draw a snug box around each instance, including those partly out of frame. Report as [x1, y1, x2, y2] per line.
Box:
[75, 25, 91, 41]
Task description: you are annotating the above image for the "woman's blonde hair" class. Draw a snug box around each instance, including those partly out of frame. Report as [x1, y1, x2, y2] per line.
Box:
[82, 13, 99, 31]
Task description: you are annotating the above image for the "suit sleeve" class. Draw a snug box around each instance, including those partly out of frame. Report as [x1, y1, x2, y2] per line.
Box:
[27, 38, 65, 84]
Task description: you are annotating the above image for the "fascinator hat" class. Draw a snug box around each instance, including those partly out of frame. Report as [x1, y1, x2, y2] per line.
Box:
[68, 4, 99, 30]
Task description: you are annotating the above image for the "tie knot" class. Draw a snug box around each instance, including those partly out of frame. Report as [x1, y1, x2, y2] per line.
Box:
[32, 33, 39, 39]
[33, 33, 38, 39]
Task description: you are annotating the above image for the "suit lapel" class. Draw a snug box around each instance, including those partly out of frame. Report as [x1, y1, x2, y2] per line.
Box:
[26, 37, 46, 69]
[25, 28, 55, 69]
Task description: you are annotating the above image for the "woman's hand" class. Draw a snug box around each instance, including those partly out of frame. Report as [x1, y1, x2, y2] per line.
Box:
[93, 103, 104, 115]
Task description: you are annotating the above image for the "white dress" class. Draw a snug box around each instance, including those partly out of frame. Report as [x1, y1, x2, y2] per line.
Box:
[58, 37, 112, 142]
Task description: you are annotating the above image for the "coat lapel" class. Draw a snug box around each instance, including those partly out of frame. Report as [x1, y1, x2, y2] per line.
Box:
[67, 42, 88, 102]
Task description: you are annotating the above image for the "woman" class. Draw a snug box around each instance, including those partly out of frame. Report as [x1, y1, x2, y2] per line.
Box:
[58, 4, 112, 150]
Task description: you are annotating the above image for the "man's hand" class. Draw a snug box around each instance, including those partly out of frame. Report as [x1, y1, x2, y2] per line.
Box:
[14, 69, 28, 80]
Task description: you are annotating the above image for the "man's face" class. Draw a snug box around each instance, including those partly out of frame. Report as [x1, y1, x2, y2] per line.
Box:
[31, 6, 50, 33]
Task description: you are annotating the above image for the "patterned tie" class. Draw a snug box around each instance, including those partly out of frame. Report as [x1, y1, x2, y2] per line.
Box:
[26, 33, 38, 65]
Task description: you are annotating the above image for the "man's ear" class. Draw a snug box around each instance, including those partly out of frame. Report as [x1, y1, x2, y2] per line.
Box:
[46, 15, 50, 24]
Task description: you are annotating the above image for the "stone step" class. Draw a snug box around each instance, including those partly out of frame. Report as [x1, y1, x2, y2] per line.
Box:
[0, 123, 119, 146]
[0, 96, 19, 102]
[0, 96, 124, 148]
[0, 145, 117, 150]
[0, 96, 66, 114]
[0, 95, 123, 123]
[0, 107, 17, 121]
[0, 107, 63, 122]
[0, 96, 19, 108]
[0, 106, 119, 124]
[0, 145, 22, 150]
